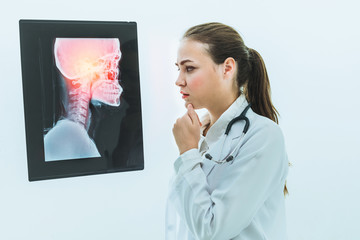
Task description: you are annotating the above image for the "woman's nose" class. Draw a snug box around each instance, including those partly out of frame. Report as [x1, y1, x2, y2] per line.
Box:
[175, 74, 186, 87]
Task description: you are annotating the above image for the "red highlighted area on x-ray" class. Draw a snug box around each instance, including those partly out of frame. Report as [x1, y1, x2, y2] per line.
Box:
[44, 38, 123, 161]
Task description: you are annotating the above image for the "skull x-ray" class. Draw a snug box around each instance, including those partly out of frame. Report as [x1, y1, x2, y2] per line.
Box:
[45, 38, 123, 161]
[20, 20, 144, 181]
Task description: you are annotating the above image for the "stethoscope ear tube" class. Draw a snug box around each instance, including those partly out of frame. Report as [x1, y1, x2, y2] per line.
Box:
[225, 103, 251, 135]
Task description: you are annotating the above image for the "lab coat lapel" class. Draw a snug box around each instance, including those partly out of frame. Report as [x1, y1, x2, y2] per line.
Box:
[201, 158, 216, 177]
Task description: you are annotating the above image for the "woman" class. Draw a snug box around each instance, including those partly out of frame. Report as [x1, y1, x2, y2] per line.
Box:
[166, 23, 289, 240]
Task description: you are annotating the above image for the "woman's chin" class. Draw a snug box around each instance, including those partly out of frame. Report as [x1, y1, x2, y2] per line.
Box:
[184, 102, 200, 110]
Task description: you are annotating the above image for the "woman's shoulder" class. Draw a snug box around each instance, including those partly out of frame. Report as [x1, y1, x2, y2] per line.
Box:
[245, 110, 286, 148]
[240, 110, 288, 169]
[229, 108, 288, 179]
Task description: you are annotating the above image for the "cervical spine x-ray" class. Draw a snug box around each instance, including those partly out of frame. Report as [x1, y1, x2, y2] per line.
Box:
[44, 38, 122, 161]
[20, 20, 143, 181]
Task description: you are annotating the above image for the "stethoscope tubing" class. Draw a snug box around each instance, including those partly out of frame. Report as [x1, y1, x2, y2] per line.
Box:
[205, 103, 252, 164]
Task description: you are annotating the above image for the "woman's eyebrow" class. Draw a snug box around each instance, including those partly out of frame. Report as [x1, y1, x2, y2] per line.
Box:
[175, 59, 194, 66]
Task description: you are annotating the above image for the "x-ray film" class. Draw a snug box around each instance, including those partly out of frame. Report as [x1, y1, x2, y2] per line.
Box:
[45, 38, 122, 161]
[20, 20, 144, 181]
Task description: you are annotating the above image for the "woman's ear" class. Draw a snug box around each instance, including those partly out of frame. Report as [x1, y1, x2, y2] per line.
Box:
[223, 57, 236, 80]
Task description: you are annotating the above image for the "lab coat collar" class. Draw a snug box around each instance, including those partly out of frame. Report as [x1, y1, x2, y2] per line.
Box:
[200, 94, 248, 147]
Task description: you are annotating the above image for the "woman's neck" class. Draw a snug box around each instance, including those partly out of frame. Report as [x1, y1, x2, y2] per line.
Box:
[206, 93, 239, 130]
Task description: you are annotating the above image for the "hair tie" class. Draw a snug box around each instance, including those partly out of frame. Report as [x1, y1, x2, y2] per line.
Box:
[246, 47, 255, 71]
[247, 47, 254, 58]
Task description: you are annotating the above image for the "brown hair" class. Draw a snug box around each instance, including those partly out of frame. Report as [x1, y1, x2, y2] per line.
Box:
[183, 22, 288, 196]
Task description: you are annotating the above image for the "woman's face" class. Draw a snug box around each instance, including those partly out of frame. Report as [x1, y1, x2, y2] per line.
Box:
[176, 39, 224, 109]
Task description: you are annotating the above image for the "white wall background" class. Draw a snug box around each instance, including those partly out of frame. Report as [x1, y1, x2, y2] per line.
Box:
[0, 0, 359, 239]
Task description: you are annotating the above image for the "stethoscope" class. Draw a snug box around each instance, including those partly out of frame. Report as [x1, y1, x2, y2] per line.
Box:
[204, 103, 252, 164]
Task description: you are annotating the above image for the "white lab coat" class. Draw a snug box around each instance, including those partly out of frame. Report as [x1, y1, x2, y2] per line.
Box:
[166, 95, 289, 240]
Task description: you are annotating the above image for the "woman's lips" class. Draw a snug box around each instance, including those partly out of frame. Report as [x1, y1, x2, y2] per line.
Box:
[180, 91, 189, 99]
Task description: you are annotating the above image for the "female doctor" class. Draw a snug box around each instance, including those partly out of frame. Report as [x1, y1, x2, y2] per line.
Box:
[166, 22, 289, 240]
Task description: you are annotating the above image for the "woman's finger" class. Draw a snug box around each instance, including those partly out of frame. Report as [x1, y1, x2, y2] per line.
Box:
[187, 104, 201, 126]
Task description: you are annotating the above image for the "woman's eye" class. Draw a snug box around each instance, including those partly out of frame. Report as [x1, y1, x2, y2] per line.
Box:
[186, 66, 195, 72]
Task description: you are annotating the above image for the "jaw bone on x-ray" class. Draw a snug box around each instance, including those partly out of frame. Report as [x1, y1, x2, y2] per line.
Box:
[44, 38, 123, 161]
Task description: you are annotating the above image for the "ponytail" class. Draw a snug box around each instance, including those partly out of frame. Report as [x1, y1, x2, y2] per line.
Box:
[246, 48, 279, 124]
[246, 48, 288, 196]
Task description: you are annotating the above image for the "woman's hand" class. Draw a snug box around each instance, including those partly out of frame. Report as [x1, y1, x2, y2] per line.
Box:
[173, 104, 202, 155]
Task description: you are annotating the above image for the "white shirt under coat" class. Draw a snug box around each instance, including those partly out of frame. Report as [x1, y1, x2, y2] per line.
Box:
[166, 95, 289, 240]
